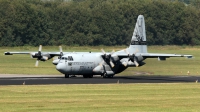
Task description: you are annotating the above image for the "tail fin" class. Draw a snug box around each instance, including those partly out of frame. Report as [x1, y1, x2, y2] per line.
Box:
[128, 15, 147, 53]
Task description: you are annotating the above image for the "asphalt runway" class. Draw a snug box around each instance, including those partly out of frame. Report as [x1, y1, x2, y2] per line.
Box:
[0, 75, 199, 85]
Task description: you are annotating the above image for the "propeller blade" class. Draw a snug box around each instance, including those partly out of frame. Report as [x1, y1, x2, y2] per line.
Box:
[39, 45, 42, 51]
[134, 61, 139, 67]
[122, 62, 127, 67]
[99, 61, 104, 66]
[43, 56, 48, 61]
[59, 46, 62, 52]
[59, 46, 63, 56]
[124, 49, 129, 55]
[30, 52, 35, 58]
[101, 49, 106, 54]
[35, 60, 39, 67]
[111, 50, 115, 55]
[134, 55, 139, 67]
[110, 61, 115, 68]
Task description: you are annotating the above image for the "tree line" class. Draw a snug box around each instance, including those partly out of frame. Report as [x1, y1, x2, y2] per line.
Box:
[0, 0, 200, 46]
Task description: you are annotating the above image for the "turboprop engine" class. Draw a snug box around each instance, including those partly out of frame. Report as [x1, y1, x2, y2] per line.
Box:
[52, 46, 63, 65]
[121, 55, 144, 67]
[31, 53, 51, 61]
[30, 45, 51, 67]
[52, 57, 60, 65]
[30, 45, 63, 67]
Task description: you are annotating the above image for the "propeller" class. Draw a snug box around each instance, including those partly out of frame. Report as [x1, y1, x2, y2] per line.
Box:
[59, 46, 63, 57]
[35, 45, 43, 67]
[124, 49, 139, 67]
[101, 49, 115, 67]
[33, 45, 63, 67]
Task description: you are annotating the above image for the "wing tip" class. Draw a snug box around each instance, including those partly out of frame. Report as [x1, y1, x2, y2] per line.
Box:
[4, 52, 12, 55]
[186, 56, 193, 59]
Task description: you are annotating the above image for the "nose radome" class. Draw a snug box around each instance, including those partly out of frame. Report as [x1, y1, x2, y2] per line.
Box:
[56, 63, 63, 71]
[56, 63, 66, 74]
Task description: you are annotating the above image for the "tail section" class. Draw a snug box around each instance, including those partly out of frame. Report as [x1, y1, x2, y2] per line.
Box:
[128, 15, 147, 54]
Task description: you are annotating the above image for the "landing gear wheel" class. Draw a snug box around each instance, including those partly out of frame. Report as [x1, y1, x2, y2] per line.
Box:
[83, 75, 88, 78]
[108, 75, 113, 78]
[65, 74, 69, 78]
[88, 75, 93, 78]
[102, 73, 107, 78]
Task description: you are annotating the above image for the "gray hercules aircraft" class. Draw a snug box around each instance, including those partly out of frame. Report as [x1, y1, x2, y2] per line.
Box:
[5, 15, 192, 78]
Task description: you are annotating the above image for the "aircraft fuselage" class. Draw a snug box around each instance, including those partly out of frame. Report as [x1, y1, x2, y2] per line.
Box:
[56, 53, 127, 76]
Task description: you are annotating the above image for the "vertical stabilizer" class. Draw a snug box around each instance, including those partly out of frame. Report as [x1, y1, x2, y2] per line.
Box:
[128, 15, 147, 54]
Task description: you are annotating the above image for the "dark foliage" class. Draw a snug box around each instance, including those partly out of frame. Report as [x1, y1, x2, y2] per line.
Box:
[0, 0, 200, 46]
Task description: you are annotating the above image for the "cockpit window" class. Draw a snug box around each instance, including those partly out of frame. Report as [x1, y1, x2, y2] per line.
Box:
[68, 56, 73, 61]
[60, 57, 68, 60]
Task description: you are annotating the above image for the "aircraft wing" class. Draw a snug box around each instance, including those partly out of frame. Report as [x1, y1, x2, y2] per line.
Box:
[140, 53, 192, 58]
[140, 53, 193, 60]
[4, 51, 97, 56]
[4, 52, 61, 56]
[116, 52, 192, 60]
[5, 52, 31, 55]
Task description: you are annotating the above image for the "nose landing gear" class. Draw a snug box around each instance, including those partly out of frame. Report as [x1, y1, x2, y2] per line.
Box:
[65, 74, 69, 78]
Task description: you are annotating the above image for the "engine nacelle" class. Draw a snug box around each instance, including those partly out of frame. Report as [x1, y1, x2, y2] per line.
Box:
[111, 54, 119, 62]
[120, 55, 144, 67]
[40, 56, 49, 61]
[31, 53, 51, 61]
[52, 59, 60, 65]
[136, 55, 144, 62]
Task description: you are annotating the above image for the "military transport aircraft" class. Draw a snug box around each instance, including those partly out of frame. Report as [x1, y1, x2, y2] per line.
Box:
[4, 15, 192, 78]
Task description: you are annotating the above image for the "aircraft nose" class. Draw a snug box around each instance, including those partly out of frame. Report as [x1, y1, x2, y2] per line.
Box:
[56, 64, 61, 71]
[56, 63, 64, 72]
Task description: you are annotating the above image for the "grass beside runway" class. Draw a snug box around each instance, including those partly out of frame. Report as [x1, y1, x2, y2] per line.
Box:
[0, 45, 199, 76]
[0, 83, 200, 112]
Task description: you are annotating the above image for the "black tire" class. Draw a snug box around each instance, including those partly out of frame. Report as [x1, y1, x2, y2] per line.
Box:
[89, 75, 93, 78]
[83, 75, 88, 78]
[108, 75, 114, 78]
[103, 73, 107, 78]
[65, 74, 69, 78]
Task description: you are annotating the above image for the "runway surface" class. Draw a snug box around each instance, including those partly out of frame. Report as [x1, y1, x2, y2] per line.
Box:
[0, 75, 199, 85]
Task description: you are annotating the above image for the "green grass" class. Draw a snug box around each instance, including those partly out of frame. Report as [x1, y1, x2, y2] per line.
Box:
[0, 45, 199, 75]
[1, 46, 200, 112]
[0, 84, 200, 112]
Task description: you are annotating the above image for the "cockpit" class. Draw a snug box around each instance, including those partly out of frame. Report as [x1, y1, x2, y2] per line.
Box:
[59, 56, 74, 61]
[60, 57, 68, 60]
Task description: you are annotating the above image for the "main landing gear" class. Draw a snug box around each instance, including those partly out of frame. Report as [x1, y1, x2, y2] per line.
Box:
[102, 73, 114, 78]
[64, 74, 113, 78]
[83, 75, 93, 78]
